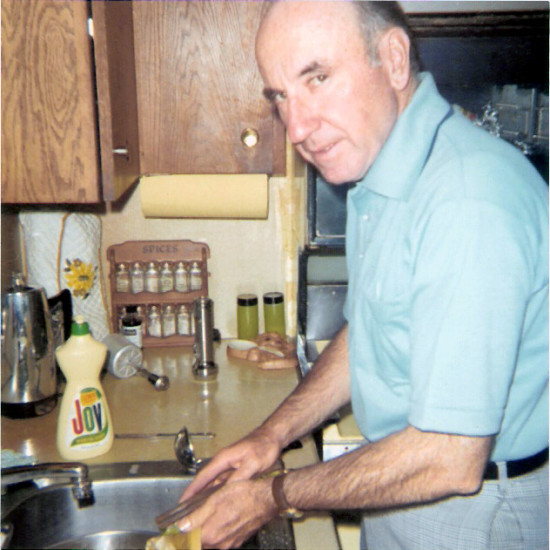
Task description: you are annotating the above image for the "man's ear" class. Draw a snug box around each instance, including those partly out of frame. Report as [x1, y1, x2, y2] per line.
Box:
[378, 27, 411, 92]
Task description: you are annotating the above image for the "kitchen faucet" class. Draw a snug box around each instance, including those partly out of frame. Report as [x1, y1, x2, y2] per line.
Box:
[1, 462, 94, 507]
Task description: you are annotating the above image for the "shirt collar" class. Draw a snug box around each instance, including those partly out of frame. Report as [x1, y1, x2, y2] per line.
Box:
[358, 72, 452, 201]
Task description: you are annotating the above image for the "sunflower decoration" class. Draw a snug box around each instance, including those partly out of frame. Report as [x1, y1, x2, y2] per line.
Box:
[63, 258, 96, 299]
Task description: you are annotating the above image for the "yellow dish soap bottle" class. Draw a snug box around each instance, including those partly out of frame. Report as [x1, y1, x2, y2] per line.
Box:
[56, 316, 114, 460]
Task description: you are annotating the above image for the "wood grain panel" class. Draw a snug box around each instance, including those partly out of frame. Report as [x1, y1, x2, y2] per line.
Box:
[92, 0, 140, 202]
[133, 1, 285, 175]
[1, 0, 100, 203]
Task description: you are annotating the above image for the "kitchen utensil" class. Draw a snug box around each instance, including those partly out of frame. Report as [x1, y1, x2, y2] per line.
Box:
[115, 431, 214, 440]
[155, 483, 224, 531]
[102, 334, 169, 391]
[47, 289, 73, 349]
[155, 461, 287, 531]
[137, 367, 170, 391]
[1, 273, 58, 418]
[192, 297, 217, 380]
[174, 426, 208, 473]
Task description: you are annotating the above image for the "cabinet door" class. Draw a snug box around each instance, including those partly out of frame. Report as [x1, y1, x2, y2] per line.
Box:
[92, 0, 140, 202]
[1, 0, 101, 203]
[133, 1, 285, 176]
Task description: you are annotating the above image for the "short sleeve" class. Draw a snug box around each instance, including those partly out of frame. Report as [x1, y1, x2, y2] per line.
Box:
[408, 198, 535, 435]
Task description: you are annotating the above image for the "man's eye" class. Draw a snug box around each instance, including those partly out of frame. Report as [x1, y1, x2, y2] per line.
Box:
[263, 89, 287, 105]
[311, 74, 327, 86]
[273, 91, 287, 104]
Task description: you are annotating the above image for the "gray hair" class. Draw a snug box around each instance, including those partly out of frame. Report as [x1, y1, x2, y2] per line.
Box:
[350, 1, 420, 76]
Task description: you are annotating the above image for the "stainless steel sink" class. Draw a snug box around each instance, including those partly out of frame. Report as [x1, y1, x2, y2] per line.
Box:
[1, 461, 295, 550]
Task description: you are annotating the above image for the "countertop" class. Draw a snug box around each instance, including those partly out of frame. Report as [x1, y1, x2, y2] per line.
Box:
[1, 342, 339, 550]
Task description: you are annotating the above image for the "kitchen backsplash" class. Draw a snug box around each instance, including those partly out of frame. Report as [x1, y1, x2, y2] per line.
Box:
[100, 171, 304, 339]
[5, 146, 305, 341]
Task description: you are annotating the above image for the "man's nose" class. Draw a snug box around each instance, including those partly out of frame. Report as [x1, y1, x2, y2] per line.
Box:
[284, 97, 319, 145]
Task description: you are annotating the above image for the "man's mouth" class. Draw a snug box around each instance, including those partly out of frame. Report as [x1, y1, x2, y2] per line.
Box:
[308, 141, 339, 162]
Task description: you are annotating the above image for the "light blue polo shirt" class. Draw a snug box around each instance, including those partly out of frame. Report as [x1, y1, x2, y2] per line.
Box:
[344, 73, 548, 461]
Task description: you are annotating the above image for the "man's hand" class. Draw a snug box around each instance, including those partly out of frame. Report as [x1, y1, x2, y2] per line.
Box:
[174, 324, 351, 546]
[181, 428, 282, 501]
[177, 476, 278, 549]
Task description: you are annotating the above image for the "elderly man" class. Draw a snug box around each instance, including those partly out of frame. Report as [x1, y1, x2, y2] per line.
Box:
[178, 2, 549, 549]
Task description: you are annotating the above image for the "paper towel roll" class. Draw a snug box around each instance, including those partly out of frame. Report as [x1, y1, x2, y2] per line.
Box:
[140, 174, 268, 219]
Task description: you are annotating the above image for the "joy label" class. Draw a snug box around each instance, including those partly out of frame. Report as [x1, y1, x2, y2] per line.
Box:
[67, 388, 109, 447]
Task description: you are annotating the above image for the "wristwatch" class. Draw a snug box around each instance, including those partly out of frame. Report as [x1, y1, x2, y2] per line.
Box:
[271, 470, 304, 519]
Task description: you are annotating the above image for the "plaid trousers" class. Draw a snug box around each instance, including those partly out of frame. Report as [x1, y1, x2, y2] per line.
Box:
[361, 463, 548, 550]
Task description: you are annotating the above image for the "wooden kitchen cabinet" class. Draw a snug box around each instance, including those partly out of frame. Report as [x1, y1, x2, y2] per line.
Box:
[1, 0, 139, 204]
[133, 1, 286, 176]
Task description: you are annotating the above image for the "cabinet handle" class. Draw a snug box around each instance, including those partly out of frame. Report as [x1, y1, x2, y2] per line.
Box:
[113, 147, 129, 156]
[241, 128, 259, 149]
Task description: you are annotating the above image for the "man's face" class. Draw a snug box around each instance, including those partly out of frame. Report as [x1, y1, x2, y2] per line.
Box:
[256, 2, 401, 185]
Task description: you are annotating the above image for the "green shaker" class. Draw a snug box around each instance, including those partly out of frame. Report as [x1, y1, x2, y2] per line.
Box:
[263, 292, 286, 337]
[237, 294, 259, 340]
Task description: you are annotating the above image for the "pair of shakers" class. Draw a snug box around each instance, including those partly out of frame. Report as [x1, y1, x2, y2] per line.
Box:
[237, 292, 286, 341]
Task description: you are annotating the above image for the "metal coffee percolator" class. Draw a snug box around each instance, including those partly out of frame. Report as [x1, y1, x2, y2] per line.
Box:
[1, 273, 58, 417]
[192, 297, 218, 380]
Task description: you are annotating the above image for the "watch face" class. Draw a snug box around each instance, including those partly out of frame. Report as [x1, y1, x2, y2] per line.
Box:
[281, 507, 304, 519]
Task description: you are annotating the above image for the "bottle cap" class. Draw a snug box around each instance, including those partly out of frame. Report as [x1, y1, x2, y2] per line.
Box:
[238, 294, 258, 306]
[71, 315, 90, 336]
[263, 292, 284, 305]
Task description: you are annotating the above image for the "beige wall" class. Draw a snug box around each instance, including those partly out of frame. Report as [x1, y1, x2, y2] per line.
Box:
[6, 146, 305, 341]
[100, 146, 306, 339]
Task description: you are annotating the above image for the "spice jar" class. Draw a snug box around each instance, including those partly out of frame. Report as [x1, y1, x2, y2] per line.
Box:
[237, 294, 259, 341]
[147, 306, 162, 338]
[117, 306, 126, 331]
[115, 263, 130, 293]
[176, 304, 191, 335]
[189, 262, 202, 291]
[174, 262, 189, 293]
[120, 305, 143, 348]
[130, 262, 145, 294]
[162, 304, 176, 337]
[137, 305, 147, 335]
[263, 292, 286, 337]
[145, 262, 160, 293]
[160, 262, 174, 293]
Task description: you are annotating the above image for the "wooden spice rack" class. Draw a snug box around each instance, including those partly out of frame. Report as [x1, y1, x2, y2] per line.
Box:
[106, 239, 210, 348]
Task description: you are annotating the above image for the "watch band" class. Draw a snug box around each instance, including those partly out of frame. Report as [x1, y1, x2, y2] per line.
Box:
[271, 470, 304, 519]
